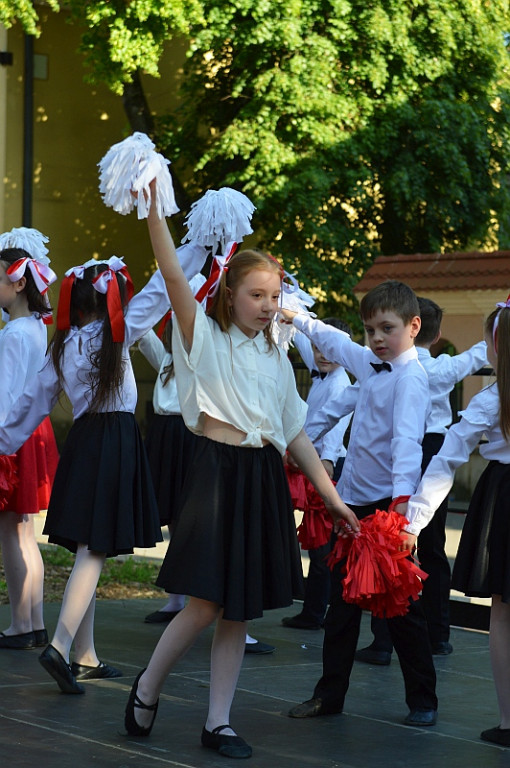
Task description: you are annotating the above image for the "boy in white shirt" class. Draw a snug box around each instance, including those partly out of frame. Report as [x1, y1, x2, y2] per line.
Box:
[281, 280, 438, 727]
[282, 319, 355, 630]
[357, 297, 488, 662]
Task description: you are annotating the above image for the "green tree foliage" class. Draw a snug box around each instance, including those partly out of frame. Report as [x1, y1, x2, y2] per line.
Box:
[3, 1, 510, 319]
[157, 0, 510, 319]
[0, 0, 59, 35]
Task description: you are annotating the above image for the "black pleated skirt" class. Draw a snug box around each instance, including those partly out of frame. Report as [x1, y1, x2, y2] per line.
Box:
[452, 460, 510, 602]
[145, 414, 199, 526]
[156, 436, 304, 621]
[43, 412, 162, 557]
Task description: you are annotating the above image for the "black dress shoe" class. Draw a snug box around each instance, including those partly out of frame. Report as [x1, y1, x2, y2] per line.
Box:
[39, 645, 85, 694]
[34, 629, 49, 648]
[0, 631, 36, 650]
[201, 724, 252, 758]
[144, 610, 181, 624]
[281, 614, 322, 630]
[354, 646, 392, 666]
[480, 726, 510, 746]
[404, 709, 437, 726]
[432, 641, 453, 655]
[244, 641, 275, 655]
[124, 669, 159, 737]
[288, 698, 342, 718]
[71, 660, 123, 680]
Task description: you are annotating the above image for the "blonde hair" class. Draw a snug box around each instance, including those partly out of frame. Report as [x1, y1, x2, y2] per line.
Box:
[486, 307, 510, 440]
[208, 249, 284, 347]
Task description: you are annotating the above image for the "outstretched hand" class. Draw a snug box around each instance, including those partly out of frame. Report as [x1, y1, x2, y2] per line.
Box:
[279, 307, 298, 323]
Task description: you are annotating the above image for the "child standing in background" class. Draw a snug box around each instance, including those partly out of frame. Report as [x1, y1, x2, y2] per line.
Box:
[0, 230, 59, 650]
[282, 319, 356, 631]
[0, 245, 206, 695]
[139, 271, 205, 625]
[406, 300, 510, 746]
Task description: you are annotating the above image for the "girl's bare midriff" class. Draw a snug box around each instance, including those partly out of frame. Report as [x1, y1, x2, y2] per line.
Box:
[203, 414, 269, 446]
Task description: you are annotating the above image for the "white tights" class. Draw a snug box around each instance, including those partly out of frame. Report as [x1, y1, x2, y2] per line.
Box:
[50, 543, 106, 665]
[135, 597, 246, 736]
[0, 511, 44, 635]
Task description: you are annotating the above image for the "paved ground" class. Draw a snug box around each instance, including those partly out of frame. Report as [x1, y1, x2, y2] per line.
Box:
[0, 597, 507, 768]
[0, 510, 503, 767]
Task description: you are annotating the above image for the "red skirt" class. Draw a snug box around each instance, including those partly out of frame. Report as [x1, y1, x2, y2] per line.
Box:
[2, 417, 59, 515]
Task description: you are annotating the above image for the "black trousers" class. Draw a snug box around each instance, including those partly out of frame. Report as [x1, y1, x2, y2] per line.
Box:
[313, 499, 437, 713]
[371, 433, 451, 649]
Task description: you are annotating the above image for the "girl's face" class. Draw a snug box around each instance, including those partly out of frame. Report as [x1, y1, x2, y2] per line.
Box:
[0, 261, 19, 312]
[485, 329, 497, 370]
[228, 269, 281, 338]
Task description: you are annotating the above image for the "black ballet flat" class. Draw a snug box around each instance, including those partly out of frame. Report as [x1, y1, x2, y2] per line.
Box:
[38, 644, 85, 694]
[201, 724, 253, 759]
[124, 669, 159, 737]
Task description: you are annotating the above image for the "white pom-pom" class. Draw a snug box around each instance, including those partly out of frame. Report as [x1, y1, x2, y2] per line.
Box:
[0, 227, 50, 265]
[273, 274, 316, 350]
[98, 132, 179, 219]
[182, 188, 256, 255]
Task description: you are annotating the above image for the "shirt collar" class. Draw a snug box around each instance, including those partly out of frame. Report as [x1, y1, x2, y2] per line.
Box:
[391, 345, 419, 367]
[228, 322, 267, 352]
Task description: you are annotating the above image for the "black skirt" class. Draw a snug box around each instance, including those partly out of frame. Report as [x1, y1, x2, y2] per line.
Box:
[452, 460, 510, 602]
[145, 414, 199, 526]
[156, 436, 304, 621]
[44, 412, 162, 557]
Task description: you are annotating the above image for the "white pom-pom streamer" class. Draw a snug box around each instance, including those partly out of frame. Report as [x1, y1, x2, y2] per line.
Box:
[182, 188, 255, 255]
[273, 274, 316, 350]
[98, 132, 179, 219]
[0, 227, 50, 265]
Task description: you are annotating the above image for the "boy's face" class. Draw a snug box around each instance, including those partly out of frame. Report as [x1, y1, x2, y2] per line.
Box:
[363, 310, 421, 362]
[312, 343, 340, 374]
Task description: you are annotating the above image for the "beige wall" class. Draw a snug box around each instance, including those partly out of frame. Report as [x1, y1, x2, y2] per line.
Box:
[1, 12, 188, 434]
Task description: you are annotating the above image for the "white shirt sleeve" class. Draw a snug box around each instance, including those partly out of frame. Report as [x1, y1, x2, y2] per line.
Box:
[306, 382, 360, 443]
[405, 393, 490, 535]
[293, 314, 366, 380]
[137, 329, 166, 372]
[0, 358, 60, 455]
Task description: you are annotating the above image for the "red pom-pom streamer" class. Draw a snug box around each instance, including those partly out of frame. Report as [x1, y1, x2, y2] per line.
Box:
[326, 505, 427, 618]
[0, 455, 19, 511]
[285, 462, 334, 549]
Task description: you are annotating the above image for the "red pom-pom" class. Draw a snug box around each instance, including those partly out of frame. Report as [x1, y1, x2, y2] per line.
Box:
[284, 462, 335, 550]
[0, 455, 19, 511]
[326, 508, 427, 618]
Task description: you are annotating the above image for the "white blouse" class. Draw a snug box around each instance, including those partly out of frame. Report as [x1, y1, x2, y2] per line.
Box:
[406, 383, 508, 535]
[172, 304, 308, 454]
[0, 314, 47, 422]
[0, 270, 171, 455]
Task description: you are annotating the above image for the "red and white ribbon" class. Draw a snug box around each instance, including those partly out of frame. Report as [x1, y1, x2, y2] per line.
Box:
[194, 242, 237, 310]
[56, 257, 134, 341]
[6, 257, 57, 294]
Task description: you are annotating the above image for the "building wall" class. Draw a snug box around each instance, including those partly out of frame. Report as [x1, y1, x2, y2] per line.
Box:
[1, 12, 187, 435]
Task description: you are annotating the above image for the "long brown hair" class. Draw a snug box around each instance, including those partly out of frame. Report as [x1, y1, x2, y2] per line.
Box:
[49, 263, 128, 412]
[486, 307, 510, 440]
[208, 249, 284, 348]
[160, 316, 174, 386]
[0, 247, 53, 316]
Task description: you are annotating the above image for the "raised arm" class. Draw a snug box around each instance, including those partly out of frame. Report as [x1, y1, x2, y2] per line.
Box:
[146, 183, 197, 348]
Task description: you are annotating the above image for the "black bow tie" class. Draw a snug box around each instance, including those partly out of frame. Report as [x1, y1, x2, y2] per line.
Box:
[311, 370, 327, 380]
[370, 361, 392, 373]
